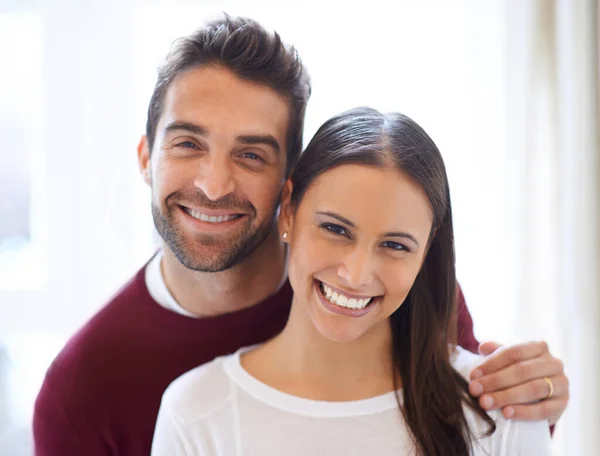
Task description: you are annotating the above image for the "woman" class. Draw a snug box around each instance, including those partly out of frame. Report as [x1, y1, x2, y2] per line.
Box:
[151, 108, 551, 455]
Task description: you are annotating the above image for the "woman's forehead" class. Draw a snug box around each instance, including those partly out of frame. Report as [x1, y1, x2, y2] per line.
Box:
[300, 164, 434, 231]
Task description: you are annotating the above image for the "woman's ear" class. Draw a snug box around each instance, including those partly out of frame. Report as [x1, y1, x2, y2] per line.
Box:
[278, 180, 294, 242]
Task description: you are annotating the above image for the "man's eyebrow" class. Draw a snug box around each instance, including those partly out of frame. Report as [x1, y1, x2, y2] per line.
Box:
[163, 123, 280, 155]
[317, 210, 420, 247]
[164, 121, 207, 136]
[237, 134, 281, 155]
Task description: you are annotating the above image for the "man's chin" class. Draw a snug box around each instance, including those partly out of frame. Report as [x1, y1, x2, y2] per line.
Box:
[160, 216, 275, 272]
[169, 246, 240, 273]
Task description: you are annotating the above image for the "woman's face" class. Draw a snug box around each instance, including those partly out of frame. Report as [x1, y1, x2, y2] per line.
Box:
[280, 164, 434, 343]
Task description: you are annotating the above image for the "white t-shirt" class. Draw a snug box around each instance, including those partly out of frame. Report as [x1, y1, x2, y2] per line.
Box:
[151, 346, 551, 456]
[145, 250, 199, 317]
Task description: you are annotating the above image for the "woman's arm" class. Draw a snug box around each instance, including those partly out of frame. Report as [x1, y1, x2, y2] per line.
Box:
[151, 401, 197, 456]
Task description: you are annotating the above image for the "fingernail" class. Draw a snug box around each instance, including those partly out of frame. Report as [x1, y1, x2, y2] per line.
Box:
[471, 382, 483, 396]
[504, 407, 515, 418]
[482, 395, 494, 409]
[471, 369, 483, 380]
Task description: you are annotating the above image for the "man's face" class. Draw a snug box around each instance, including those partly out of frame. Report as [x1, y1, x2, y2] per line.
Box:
[138, 65, 290, 272]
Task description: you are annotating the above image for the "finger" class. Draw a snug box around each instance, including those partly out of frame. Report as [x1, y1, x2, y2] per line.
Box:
[470, 357, 564, 395]
[478, 340, 502, 356]
[470, 341, 549, 379]
[501, 396, 569, 425]
[478, 375, 569, 411]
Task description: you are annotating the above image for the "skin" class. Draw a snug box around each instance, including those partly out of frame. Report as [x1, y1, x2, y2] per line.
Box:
[135, 63, 569, 422]
[243, 165, 434, 400]
[137, 64, 290, 316]
[469, 340, 569, 426]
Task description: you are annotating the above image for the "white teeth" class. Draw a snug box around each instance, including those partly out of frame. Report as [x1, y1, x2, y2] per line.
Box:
[187, 209, 239, 223]
[320, 282, 374, 310]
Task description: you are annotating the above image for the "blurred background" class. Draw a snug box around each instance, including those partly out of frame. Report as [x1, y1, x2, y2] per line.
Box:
[0, 0, 598, 454]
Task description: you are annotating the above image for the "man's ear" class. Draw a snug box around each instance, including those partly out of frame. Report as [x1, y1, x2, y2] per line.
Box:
[137, 135, 151, 186]
[278, 180, 294, 242]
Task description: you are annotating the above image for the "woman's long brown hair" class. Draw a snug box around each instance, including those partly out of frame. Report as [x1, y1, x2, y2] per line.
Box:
[290, 107, 496, 455]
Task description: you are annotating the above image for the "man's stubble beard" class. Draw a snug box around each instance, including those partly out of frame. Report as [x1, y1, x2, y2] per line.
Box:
[151, 197, 278, 273]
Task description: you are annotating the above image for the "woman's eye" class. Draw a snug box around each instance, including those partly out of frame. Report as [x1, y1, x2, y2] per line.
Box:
[321, 223, 348, 237]
[382, 241, 408, 252]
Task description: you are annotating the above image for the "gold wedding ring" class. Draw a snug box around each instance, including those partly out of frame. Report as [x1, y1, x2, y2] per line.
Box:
[543, 377, 554, 400]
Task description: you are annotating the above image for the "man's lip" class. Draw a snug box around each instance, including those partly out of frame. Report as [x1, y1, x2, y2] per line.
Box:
[178, 205, 246, 217]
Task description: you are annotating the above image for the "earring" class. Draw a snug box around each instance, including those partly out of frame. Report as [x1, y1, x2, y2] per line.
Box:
[282, 231, 288, 240]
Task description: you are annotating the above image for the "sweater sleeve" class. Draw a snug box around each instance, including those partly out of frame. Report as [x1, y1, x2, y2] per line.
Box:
[33, 370, 112, 456]
[456, 284, 480, 354]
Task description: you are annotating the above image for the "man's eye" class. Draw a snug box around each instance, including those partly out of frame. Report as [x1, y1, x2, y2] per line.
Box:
[241, 152, 264, 162]
[382, 241, 408, 252]
[321, 223, 349, 237]
[175, 141, 198, 149]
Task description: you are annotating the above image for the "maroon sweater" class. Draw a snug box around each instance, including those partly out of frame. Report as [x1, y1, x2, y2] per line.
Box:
[33, 264, 478, 456]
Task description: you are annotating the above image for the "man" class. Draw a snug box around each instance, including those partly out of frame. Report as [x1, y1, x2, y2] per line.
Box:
[33, 16, 568, 456]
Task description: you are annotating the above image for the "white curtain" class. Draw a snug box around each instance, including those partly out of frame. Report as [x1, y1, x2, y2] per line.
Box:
[506, 0, 600, 453]
[0, 1, 598, 454]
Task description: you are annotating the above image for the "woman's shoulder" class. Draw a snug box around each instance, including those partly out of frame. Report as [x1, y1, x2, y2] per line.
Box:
[466, 408, 552, 455]
[160, 352, 237, 423]
[450, 347, 552, 455]
[449, 345, 482, 380]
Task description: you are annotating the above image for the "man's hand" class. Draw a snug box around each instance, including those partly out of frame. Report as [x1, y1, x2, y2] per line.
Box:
[468, 340, 569, 426]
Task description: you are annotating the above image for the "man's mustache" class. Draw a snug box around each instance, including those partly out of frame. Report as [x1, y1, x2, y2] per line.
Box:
[166, 189, 255, 213]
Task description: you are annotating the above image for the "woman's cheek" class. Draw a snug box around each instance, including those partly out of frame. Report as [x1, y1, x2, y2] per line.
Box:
[383, 262, 422, 297]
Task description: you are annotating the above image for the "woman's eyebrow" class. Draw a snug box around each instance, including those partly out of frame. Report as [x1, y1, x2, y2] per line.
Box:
[383, 231, 420, 248]
[317, 210, 420, 247]
[316, 211, 355, 227]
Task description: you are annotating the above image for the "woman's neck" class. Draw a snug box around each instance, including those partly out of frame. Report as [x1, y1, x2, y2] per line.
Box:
[242, 297, 398, 401]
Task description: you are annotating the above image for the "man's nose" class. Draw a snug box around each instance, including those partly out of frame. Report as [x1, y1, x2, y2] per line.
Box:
[193, 154, 236, 201]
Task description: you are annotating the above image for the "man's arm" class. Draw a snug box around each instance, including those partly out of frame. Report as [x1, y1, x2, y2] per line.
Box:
[33, 370, 111, 456]
[468, 341, 569, 426]
[456, 284, 569, 426]
[456, 285, 479, 353]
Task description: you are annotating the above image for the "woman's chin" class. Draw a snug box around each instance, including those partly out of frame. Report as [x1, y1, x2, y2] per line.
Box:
[311, 317, 366, 344]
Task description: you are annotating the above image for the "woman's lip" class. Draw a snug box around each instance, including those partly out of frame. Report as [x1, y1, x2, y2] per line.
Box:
[317, 279, 378, 300]
[314, 280, 378, 318]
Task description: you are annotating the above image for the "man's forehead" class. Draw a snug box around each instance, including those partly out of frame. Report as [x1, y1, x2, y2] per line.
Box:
[160, 67, 290, 139]
[167, 66, 289, 112]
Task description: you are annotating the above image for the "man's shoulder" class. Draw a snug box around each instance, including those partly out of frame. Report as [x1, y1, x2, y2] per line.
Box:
[42, 267, 152, 391]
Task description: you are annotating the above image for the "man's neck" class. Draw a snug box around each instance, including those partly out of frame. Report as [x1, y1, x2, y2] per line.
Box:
[160, 230, 287, 317]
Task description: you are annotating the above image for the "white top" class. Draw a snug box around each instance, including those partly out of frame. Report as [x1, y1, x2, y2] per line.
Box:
[145, 250, 199, 318]
[151, 346, 551, 455]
